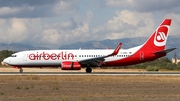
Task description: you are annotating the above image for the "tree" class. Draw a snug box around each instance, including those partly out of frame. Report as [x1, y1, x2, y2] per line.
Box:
[0, 50, 15, 65]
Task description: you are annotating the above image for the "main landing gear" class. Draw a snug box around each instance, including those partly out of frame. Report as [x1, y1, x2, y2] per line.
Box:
[86, 67, 92, 73]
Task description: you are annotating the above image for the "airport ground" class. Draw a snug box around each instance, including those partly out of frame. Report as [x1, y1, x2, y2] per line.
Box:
[0, 75, 180, 101]
[0, 67, 180, 101]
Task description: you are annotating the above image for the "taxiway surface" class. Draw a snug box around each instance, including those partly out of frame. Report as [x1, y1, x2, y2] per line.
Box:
[0, 68, 180, 75]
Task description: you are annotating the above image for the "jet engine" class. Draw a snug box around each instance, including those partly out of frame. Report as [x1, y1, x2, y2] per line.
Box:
[61, 61, 81, 70]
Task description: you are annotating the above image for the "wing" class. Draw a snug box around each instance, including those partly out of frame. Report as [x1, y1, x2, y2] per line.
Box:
[78, 42, 122, 66]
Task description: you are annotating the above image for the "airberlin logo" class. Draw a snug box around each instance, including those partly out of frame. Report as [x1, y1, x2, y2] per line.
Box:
[154, 25, 169, 47]
[28, 51, 74, 60]
[156, 32, 166, 41]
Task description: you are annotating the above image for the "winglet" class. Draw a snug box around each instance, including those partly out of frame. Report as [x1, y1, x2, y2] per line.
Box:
[108, 42, 122, 56]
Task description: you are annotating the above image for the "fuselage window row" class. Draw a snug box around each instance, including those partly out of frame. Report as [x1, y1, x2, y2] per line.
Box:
[29, 54, 133, 58]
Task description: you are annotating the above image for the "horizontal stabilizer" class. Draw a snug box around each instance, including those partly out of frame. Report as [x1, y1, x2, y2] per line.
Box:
[154, 48, 176, 55]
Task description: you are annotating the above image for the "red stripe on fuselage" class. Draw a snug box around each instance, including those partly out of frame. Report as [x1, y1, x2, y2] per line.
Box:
[104, 50, 166, 66]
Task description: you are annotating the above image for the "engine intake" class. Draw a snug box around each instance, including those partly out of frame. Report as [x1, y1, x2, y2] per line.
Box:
[61, 61, 81, 70]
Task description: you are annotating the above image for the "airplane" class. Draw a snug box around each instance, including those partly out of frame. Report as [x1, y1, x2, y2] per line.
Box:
[3, 19, 175, 73]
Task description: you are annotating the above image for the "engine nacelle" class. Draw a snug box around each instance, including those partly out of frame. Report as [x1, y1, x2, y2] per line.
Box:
[61, 61, 81, 70]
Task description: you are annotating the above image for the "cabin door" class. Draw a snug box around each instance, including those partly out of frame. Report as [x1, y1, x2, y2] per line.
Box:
[23, 53, 27, 61]
[140, 51, 144, 60]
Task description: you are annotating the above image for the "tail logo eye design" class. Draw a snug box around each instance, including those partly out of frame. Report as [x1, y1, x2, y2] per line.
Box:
[156, 32, 166, 41]
[154, 25, 169, 46]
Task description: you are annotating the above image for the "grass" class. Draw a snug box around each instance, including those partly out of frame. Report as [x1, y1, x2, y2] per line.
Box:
[0, 92, 4, 95]
[0, 75, 180, 101]
[146, 66, 159, 71]
[16, 86, 21, 89]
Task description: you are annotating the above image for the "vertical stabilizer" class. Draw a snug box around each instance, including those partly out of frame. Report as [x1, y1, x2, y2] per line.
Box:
[142, 19, 172, 51]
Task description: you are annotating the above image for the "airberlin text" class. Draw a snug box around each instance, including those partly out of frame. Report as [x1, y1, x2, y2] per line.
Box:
[28, 51, 74, 60]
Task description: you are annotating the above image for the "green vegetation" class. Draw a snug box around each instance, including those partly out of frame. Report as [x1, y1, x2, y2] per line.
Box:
[105, 57, 180, 71]
[146, 66, 159, 71]
[0, 92, 4, 95]
[0, 50, 15, 64]
[16, 86, 21, 89]
[131, 57, 180, 71]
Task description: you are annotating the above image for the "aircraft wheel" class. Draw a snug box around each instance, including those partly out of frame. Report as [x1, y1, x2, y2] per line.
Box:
[19, 68, 23, 73]
[86, 67, 92, 73]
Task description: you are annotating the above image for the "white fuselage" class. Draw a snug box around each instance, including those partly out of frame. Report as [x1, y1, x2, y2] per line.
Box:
[4, 45, 141, 67]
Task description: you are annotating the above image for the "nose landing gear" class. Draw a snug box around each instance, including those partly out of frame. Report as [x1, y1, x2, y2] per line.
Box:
[19, 68, 23, 73]
[14, 66, 23, 73]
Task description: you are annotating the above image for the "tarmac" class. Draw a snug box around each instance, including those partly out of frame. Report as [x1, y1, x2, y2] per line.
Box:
[0, 67, 180, 76]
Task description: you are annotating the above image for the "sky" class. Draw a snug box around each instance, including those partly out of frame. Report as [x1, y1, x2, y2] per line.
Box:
[0, 0, 180, 48]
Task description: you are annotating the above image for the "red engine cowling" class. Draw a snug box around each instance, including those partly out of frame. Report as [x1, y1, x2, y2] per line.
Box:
[61, 61, 81, 70]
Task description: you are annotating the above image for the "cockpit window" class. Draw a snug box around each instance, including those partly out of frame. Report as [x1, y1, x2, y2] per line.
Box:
[11, 55, 17, 57]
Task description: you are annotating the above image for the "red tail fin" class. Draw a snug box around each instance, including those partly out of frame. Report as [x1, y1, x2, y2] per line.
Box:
[142, 19, 172, 51]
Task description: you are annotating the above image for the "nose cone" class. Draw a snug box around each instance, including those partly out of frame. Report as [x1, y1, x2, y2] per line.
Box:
[3, 58, 9, 65]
